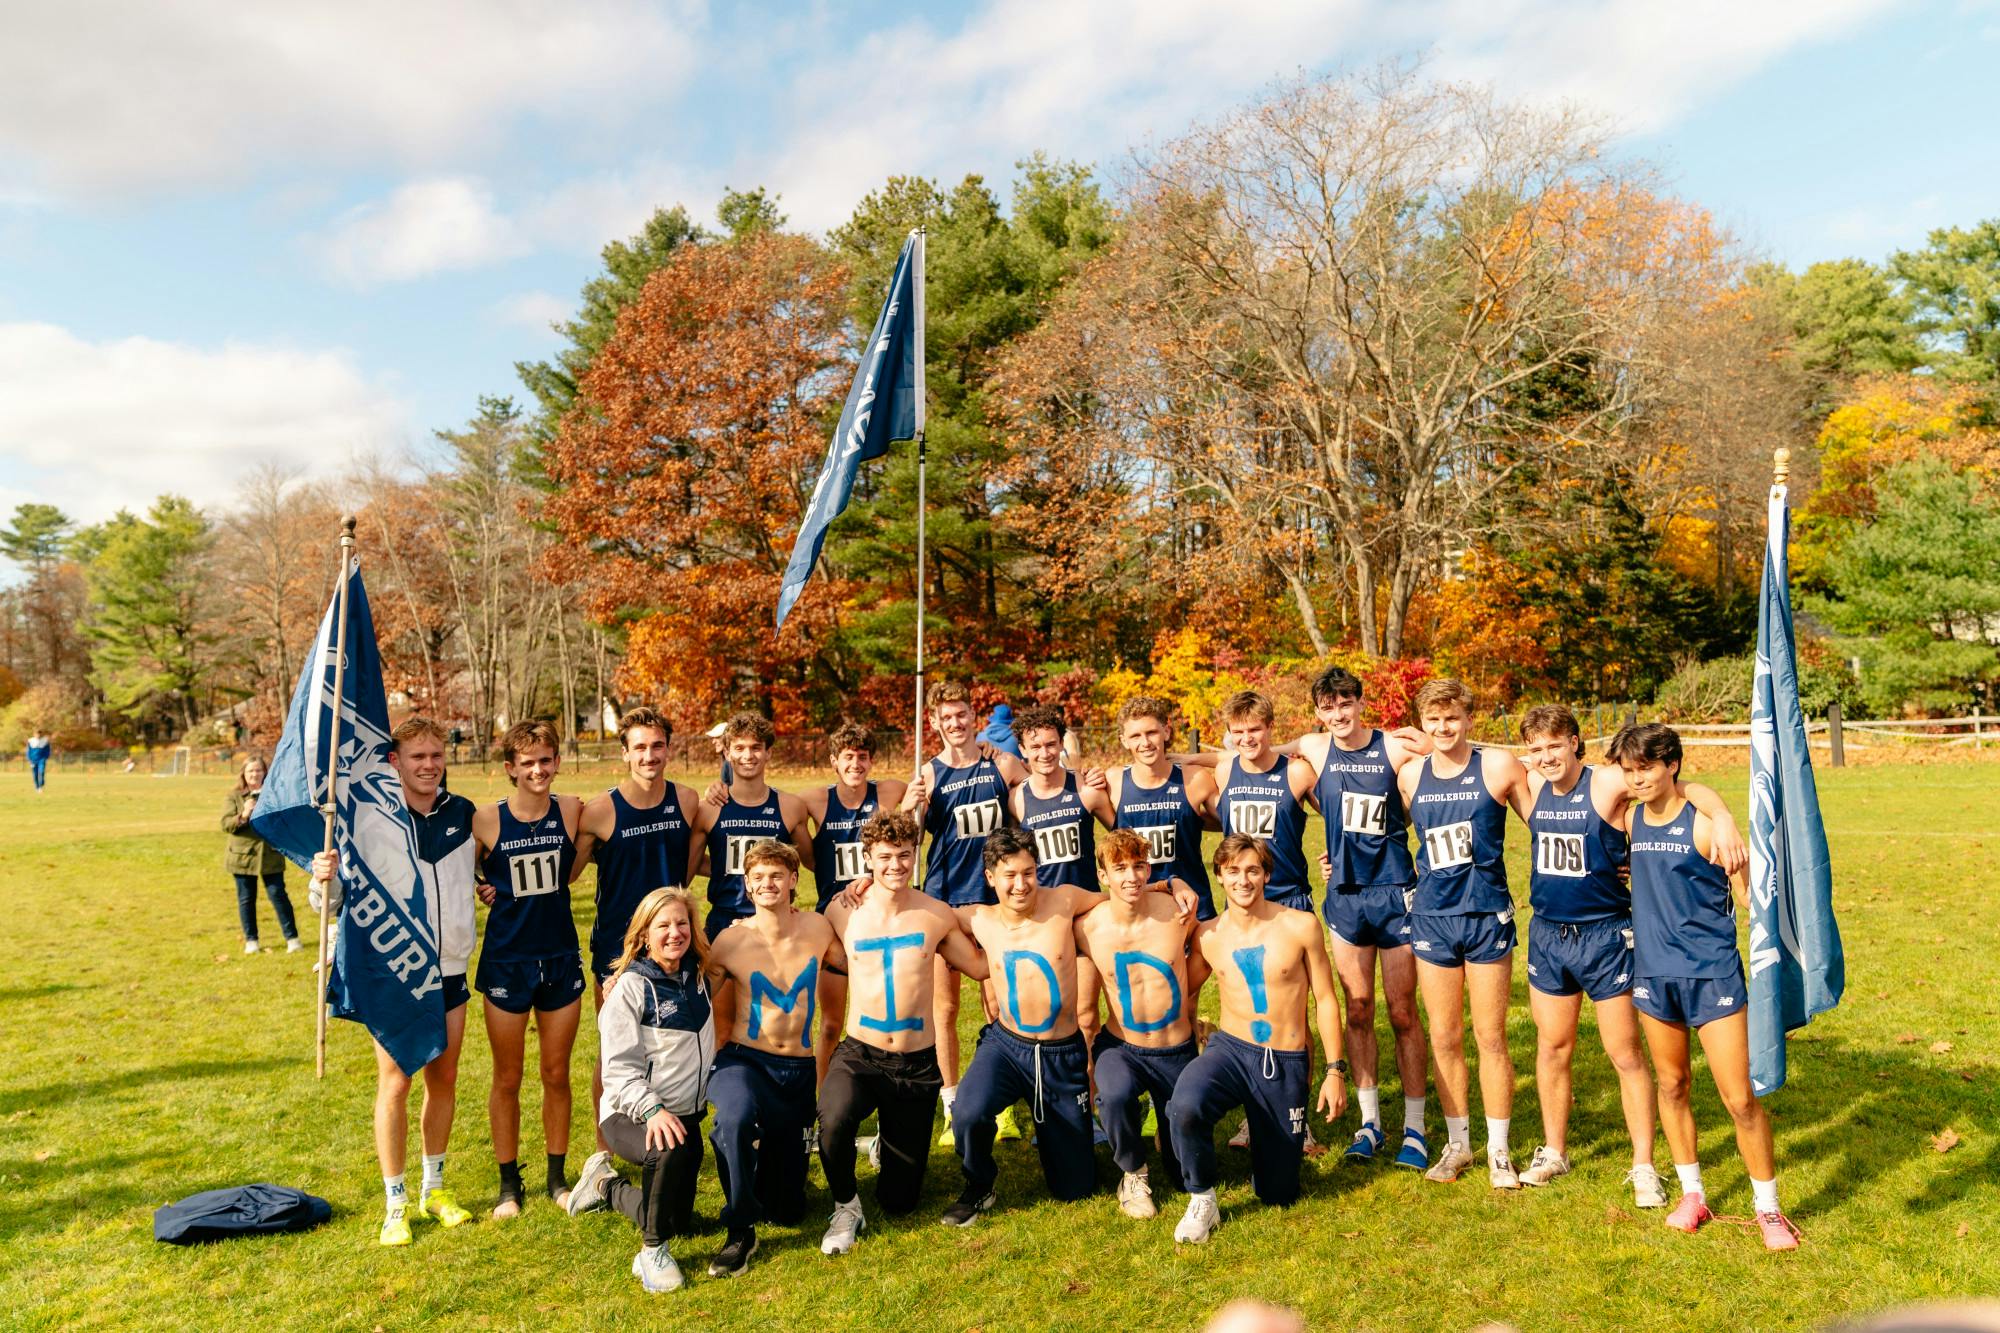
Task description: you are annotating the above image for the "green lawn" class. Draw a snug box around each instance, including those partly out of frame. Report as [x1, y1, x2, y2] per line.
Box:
[3, 763, 1994, 1331]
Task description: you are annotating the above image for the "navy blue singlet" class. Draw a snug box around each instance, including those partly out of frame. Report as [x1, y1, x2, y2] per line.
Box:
[1408, 750, 1511, 915]
[921, 756, 1011, 906]
[1113, 764, 1214, 919]
[812, 781, 879, 910]
[1527, 766, 1629, 923]
[1018, 771, 1097, 891]
[481, 799, 579, 961]
[591, 785, 692, 972]
[1627, 799, 1739, 979]
[1216, 754, 1312, 901]
[704, 790, 788, 929]
[1316, 730, 1416, 891]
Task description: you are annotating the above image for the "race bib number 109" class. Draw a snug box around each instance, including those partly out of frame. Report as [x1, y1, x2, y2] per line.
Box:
[1535, 831, 1586, 877]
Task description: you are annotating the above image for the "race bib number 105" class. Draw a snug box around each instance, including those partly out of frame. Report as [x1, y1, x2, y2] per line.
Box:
[1134, 825, 1176, 864]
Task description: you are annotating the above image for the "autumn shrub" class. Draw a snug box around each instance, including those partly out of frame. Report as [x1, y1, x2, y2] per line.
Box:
[1650, 655, 1752, 723]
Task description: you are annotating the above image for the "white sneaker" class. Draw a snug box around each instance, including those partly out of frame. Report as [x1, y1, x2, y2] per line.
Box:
[1174, 1193, 1221, 1244]
[1626, 1163, 1668, 1209]
[1488, 1148, 1521, 1190]
[1520, 1145, 1571, 1187]
[1117, 1169, 1157, 1220]
[285, 938, 304, 953]
[863, 1134, 882, 1171]
[631, 1242, 684, 1293]
[566, 1150, 617, 1216]
[1227, 1119, 1251, 1149]
[243, 940, 260, 954]
[821, 1197, 866, 1255]
[1423, 1141, 1475, 1183]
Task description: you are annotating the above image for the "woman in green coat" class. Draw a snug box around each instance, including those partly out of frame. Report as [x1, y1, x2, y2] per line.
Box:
[224, 755, 301, 954]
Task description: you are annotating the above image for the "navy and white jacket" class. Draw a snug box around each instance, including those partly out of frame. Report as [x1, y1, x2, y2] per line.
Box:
[598, 955, 716, 1122]
[410, 791, 479, 976]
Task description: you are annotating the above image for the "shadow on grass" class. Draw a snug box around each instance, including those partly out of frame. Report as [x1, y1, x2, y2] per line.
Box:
[0, 982, 81, 1003]
[0, 1057, 292, 1118]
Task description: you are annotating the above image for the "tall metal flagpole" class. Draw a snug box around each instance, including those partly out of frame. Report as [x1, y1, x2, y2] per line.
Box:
[911, 227, 927, 773]
[313, 515, 358, 1079]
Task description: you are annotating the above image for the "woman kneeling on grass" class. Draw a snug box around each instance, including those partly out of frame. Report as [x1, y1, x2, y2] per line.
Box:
[563, 887, 716, 1293]
[1608, 723, 1800, 1252]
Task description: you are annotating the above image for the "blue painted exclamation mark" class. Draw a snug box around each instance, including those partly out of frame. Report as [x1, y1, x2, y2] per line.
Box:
[1232, 945, 1272, 1043]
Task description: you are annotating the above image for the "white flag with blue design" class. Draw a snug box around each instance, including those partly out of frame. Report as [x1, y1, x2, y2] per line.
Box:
[252, 559, 445, 1076]
[1747, 479, 1843, 1096]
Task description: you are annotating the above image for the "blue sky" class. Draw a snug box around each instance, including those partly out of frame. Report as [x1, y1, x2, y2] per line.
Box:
[0, 0, 1992, 525]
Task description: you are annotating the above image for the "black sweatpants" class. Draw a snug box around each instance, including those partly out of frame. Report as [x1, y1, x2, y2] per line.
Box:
[816, 1037, 942, 1215]
[600, 1109, 705, 1247]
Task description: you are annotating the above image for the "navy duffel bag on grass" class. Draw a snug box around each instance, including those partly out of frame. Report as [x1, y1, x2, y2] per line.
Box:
[154, 1184, 332, 1244]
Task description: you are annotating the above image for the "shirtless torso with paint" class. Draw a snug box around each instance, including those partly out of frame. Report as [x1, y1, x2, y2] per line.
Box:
[1074, 850, 1205, 1049]
[707, 853, 846, 1058]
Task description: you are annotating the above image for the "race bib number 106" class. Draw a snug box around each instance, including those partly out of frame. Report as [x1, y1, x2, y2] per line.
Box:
[1033, 821, 1082, 865]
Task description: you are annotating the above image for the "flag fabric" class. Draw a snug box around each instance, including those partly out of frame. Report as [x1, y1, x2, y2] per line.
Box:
[252, 560, 445, 1076]
[775, 231, 922, 627]
[1746, 481, 1844, 1095]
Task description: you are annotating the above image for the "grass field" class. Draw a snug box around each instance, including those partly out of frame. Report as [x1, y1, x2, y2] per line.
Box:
[3, 762, 1995, 1331]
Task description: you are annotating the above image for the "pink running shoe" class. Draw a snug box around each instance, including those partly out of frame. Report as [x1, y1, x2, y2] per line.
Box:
[1664, 1192, 1713, 1233]
[1756, 1211, 1802, 1251]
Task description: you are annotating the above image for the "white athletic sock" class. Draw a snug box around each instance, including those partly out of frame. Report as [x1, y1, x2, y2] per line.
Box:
[1674, 1162, 1704, 1199]
[384, 1173, 406, 1210]
[940, 1086, 957, 1112]
[421, 1153, 445, 1194]
[1751, 1176, 1780, 1214]
[1444, 1115, 1470, 1150]
[1357, 1085, 1381, 1129]
[1404, 1096, 1426, 1135]
[1485, 1117, 1511, 1157]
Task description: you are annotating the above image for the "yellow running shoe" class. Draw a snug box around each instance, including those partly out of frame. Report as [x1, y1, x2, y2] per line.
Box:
[995, 1106, 1024, 1143]
[937, 1119, 956, 1148]
[418, 1188, 471, 1228]
[379, 1208, 412, 1247]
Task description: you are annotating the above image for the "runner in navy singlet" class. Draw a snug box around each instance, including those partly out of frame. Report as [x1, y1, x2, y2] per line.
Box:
[1609, 723, 1797, 1252]
[1294, 665, 1433, 1170]
[899, 681, 1027, 1124]
[1211, 691, 1318, 915]
[688, 712, 814, 943]
[1395, 679, 1534, 1191]
[802, 721, 909, 1079]
[471, 720, 588, 1217]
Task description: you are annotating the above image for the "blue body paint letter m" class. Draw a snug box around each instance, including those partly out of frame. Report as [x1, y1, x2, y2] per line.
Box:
[1232, 944, 1273, 1044]
[747, 959, 818, 1041]
[1112, 950, 1182, 1035]
[854, 934, 925, 1034]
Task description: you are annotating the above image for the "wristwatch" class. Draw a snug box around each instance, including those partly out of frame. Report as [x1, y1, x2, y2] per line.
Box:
[1332, 1059, 1349, 1075]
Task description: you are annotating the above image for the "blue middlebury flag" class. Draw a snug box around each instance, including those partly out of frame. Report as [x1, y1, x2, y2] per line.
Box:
[253, 560, 445, 1076]
[1747, 478, 1843, 1096]
[775, 230, 922, 627]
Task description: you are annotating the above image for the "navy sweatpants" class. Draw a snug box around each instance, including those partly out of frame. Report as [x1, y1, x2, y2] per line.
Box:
[1092, 1030, 1194, 1185]
[952, 1023, 1094, 1201]
[708, 1044, 816, 1230]
[1167, 1030, 1310, 1205]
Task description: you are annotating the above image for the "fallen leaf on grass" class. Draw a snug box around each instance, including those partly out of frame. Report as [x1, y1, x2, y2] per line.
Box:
[1875, 1071, 1892, 1080]
[33, 1149, 55, 1162]
[1961, 1071, 1978, 1083]
[1605, 1206, 1634, 1223]
[1933, 1128, 1962, 1153]
[1958, 1223, 1972, 1239]
[1931, 1041, 1955, 1054]
[1896, 1032, 1919, 1044]
[1065, 1281, 1091, 1296]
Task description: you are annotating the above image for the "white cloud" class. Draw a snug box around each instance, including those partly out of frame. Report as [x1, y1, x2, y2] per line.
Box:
[1820, 192, 1951, 250]
[0, 0, 705, 196]
[317, 177, 527, 284]
[0, 323, 406, 521]
[494, 291, 573, 332]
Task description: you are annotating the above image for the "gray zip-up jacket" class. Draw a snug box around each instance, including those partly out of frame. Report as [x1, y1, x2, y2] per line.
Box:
[597, 955, 715, 1123]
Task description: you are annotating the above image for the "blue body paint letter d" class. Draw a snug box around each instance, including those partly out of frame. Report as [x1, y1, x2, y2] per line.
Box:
[1112, 950, 1181, 1035]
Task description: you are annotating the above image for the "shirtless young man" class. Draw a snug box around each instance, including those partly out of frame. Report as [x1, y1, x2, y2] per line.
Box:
[1167, 835, 1347, 1243]
[1516, 705, 1745, 1205]
[940, 830, 1192, 1226]
[688, 713, 815, 942]
[690, 840, 846, 1277]
[802, 722, 908, 1080]
[1295, 667, 1432, 1170]
[816, 811, 991, 1255]
[899, 680, 1028, 1137]
[573, 707, 699, 1147]
[1074, 828, 1206, 1220]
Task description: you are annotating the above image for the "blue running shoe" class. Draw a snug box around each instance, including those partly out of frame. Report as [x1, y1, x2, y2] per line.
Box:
[1394, 1127, 1430, 1171]
[1343, 1123, 1383, 1165]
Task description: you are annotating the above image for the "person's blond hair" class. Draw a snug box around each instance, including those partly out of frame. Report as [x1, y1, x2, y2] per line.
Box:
[606, 886, 709, 987]
[1412, 678, 1475, 718]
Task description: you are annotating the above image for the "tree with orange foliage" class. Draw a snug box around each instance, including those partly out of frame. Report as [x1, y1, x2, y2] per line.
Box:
[540, 233, 850, 730]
